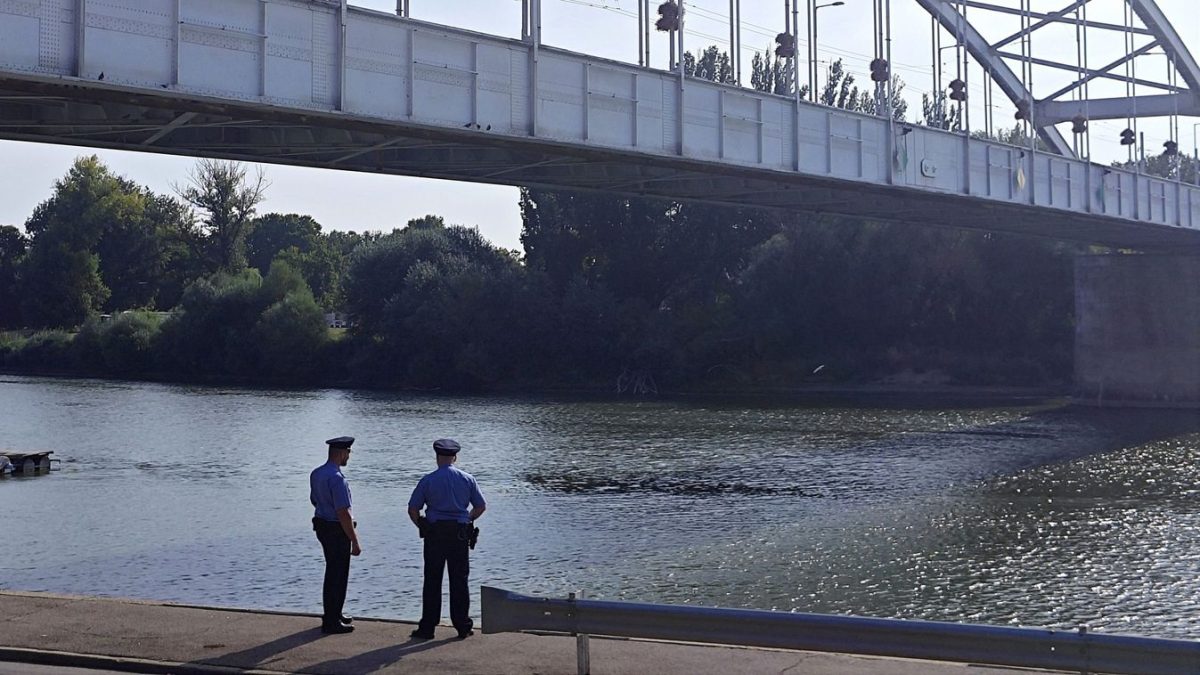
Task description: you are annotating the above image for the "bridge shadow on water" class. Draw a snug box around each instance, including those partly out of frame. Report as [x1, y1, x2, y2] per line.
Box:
[962, 404, 1200, 465]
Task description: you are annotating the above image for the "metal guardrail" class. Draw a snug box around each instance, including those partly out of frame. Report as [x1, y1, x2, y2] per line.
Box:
[481, 586, 1200, 675]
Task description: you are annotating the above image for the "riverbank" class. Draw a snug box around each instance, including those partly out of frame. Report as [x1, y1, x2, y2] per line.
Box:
[0, 591, 1071, 674]
[0, 366, 1068, 408]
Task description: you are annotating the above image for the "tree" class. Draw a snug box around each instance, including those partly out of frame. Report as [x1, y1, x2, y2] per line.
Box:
[19, 244, 109, 328]
[94, 188, 195, 310]
[175, 159, 268, 273]
[0, 225, 28, 328]
[252, 261, 329, 379]
[246, 213, 322, 275]
[341, 220, 528, 386]
[854, 74, 909, 121]
[750, 50, 798, 96]
[21, 156, 198, 319]
[18, 157, 121, 327]
[922, 91, 962, 131]
[1114, 149, 1198, 183]
[684, 46, 735, 84]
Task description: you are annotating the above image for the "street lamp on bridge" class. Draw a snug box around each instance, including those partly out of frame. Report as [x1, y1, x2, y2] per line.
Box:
[1193, 122, 1200, 186]
[810, 0, 846, 102]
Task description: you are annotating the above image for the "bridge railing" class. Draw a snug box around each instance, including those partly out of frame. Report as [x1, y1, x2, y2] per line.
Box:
[480, 585, 1200, 675]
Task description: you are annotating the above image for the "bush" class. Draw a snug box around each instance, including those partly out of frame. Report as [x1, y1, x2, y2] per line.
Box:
[252, 290, 328, 379]
[6, 330, 76, 370]
[99, 311, 165, 374]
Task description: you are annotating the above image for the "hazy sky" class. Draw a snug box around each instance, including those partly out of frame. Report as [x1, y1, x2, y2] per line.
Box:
[1, 0, 1196, 250]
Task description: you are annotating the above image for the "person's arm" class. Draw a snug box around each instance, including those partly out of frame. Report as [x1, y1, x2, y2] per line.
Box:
[408, 479, 426, 529]
[468, 504, 486, 522]
[337, 507, 361, 556]
[469, 480, 487, 522]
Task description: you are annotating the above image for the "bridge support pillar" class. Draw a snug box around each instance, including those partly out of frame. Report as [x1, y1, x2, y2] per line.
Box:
[1075, 254, 1200, 407]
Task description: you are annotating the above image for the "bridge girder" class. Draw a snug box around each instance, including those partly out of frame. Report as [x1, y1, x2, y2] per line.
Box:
[2, 74, 1197, 253]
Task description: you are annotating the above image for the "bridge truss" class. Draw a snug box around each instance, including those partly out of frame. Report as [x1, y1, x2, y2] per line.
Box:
[913, 0, 1200, 159]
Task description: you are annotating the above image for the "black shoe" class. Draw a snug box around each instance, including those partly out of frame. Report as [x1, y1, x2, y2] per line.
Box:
[322, 623, 355, 634]
[340, 615, 353, 625]
[456, 629, 474, 639]
[410, 628, 435, 640]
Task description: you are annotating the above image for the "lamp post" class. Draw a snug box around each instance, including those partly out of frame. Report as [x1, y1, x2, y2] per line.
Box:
[1193, 122, 1200, 185]
[811, 0, 845, 102]
[934, 43, 958, 128]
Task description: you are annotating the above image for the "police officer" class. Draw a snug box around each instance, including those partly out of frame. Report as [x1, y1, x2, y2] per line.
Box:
[310, 436, 361, 634]
[407, 438, 487, 640]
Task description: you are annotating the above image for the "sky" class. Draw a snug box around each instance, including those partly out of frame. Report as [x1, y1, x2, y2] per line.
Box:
[1, 0, 1196, 251]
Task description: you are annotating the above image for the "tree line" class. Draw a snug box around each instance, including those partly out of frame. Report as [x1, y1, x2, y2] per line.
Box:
[5, 51, 1179, 392]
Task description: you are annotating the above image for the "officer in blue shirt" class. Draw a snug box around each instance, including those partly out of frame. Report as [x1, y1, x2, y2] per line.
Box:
[310, 436, 361, 634]
[407, 438, 487, 640]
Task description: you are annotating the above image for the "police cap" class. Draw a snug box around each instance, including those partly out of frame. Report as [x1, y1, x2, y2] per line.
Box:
[433, 438, 461, 456]
[325, 436, 355, 449]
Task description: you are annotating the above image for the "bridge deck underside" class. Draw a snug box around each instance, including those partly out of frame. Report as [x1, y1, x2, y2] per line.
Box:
[1, 74, 1195, 252]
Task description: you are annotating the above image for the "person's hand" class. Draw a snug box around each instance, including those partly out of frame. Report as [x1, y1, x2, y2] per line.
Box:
[351, 540, 362, 556]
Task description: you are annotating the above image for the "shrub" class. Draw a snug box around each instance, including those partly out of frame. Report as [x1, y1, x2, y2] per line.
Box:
[99, 311, 165, 374]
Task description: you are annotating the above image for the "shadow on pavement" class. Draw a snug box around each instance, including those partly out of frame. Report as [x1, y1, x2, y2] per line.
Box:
[302, 637, 451, 673]
[185, 628, 323, 670]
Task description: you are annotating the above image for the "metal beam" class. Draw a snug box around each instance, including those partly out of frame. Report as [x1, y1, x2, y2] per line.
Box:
[960, 0, 1152, 36]
[914, 0, 1074, 157]
[1041, 42, 1165, 102]
[993, 0, 1090, 50]
[997, 44, 1176, 93]
[141, 111, 195, 145]
[1038, 93, 1200, 123]
[1129, 0, 1200, 93]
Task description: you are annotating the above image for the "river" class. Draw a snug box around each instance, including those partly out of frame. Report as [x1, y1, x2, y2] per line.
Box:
[2, 374, 1198, 639]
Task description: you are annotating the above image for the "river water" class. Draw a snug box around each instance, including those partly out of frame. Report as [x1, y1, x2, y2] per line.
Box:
[2, 374, 1199, 639]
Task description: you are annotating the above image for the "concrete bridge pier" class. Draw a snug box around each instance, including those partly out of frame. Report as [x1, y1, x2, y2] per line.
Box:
[1075, 253, 1200, 407]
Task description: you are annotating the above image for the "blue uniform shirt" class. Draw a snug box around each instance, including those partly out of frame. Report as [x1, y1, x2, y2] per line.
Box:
[408, 465, 486, 524]
[310, 461, 352, 522]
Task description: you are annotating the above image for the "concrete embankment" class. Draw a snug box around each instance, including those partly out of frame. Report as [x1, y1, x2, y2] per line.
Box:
[0, 591, 1070, 674]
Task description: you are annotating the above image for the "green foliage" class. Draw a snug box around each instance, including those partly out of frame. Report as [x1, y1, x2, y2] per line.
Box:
[158, 268, 264, 376]
[1113, 151, 1199, 183]
[245, 213, 345, 307]
[3, 131, 1079, 392]
[342, 220, 527, 387]
[253, 289, 327, 378]
[0, 226, 27, 328]
[750, 50, 797, 96]
[95, 311, 165, 374]
[246, 213, 322, 275]
[684, 46, 735, 84]
[150, 263, 330, 382]
[3, 330, 75, 371]
[175, 159, 268, 273]
[922, 91, 962, 131]
[15, 156, 196, 325]
[20, 244, 109, 329]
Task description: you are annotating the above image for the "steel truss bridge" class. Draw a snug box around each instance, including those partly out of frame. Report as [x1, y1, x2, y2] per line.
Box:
[0, 0, 1198, 250]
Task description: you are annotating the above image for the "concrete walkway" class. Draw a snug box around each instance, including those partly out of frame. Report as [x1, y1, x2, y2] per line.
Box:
[0, 591, 1068, 674]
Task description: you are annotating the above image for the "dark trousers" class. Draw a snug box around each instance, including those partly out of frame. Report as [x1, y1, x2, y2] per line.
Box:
[418, 522, 472, 633]
[315, 520, 351, 626]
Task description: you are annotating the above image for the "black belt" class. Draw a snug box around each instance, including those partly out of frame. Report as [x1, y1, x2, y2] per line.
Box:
[313, 517, 356, 528]
[428, 520, 468, 526]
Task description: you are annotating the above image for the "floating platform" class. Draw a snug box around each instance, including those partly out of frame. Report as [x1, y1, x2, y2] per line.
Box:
[0, 451, 57, 476]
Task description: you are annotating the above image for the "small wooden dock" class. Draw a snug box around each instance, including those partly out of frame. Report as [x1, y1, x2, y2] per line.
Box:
[0, 451, 56, 475]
